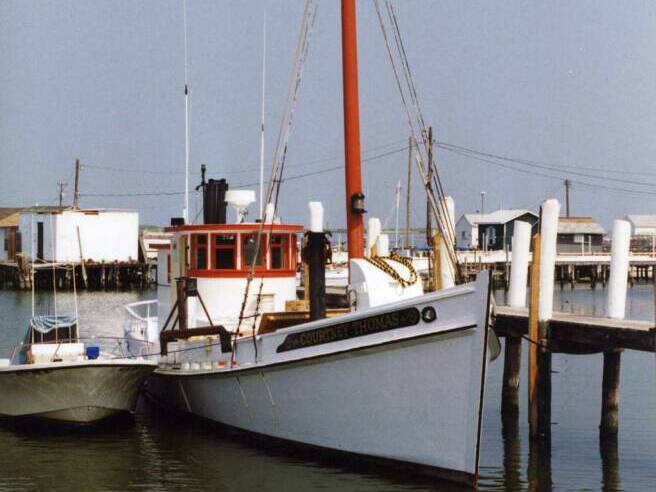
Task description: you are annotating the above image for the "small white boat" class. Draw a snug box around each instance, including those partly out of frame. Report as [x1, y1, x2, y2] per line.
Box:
[0, 315, 156, 424]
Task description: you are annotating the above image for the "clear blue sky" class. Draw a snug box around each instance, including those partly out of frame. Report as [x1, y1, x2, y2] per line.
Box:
[2, 1, 656, 230]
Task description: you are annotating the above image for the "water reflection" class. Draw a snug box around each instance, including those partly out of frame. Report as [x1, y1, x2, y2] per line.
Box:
[599, 435, 621, 492]
[501, 410, 522, 491]
[527, 439, 552, 492]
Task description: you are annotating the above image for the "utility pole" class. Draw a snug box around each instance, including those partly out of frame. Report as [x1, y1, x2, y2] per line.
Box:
[73, 158, 81, 209]
[405, 135, 413, 249]
[564, 179, 571, 217]
[480, 191, 486, 215]
[58, 182, 66, 207]
[426, 126, 434, 247]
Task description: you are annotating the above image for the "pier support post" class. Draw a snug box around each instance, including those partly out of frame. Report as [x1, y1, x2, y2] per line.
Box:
[528, 232, 541, 436]
[501, 335, 522, 416]
[600, 350, 622, 436]
[529, 199, 559, 441]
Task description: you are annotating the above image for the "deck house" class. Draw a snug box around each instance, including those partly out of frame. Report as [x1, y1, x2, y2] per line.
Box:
[456, 209, 538, 251]
[556, 217, 605, 254]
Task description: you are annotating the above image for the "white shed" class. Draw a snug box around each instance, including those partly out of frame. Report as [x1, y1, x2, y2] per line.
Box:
[455, 214, 482, 250]
[19, 207, 139, 263]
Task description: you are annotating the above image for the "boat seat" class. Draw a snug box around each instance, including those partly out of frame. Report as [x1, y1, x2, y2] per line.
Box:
[29, 343, 86, 363]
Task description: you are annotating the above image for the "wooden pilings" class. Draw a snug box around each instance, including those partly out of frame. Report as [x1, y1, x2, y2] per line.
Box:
[528, 232, 541, 439]
[600, 350, 622, 436]
[0, 262, 154, 291]
[501, 335, 522, 416]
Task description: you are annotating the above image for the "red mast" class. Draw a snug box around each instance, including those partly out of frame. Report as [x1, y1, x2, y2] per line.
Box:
[341, 0, 365, 259]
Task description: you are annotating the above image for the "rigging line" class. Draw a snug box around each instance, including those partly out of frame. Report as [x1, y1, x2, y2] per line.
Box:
[437, 143, 656, 188]
[446, 147, 656, 197]
[437, 141, 656, 178]
[77, 145, 408, 198]
[235, 0, 316, 341]
[374, 1, 457, 262]
[80, 140, 409, 177]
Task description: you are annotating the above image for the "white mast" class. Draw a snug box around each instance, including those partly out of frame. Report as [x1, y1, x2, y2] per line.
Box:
[182, 0, 190, 223]
[259, 11, 267, 219]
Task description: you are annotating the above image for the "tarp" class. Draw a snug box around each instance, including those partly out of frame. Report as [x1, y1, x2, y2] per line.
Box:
[30, 315, 78, 334]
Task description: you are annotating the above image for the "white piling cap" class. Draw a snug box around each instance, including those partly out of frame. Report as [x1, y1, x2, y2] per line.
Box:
[376, 234, 390, 257]
[264, 203, 276, 224]
[367, 217, 382, 255]
[308, 202, 324, 232]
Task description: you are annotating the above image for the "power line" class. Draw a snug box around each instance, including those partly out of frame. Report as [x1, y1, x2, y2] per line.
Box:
[443, 146, 656, 197]
[79, 145, 409, 198]
[437, 142, 656, 186]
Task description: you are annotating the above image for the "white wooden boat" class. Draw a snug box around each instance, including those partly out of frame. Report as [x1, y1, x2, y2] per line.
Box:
[0, 315, 156, 424]
[124, 1, 500, 486]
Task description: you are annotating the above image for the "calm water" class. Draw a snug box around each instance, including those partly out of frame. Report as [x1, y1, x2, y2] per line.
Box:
[0, 286, 655, 491]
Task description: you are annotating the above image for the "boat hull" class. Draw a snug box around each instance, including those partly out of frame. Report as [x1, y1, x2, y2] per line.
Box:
[0, 361, 156, 424]
[147, 274, 492, 485]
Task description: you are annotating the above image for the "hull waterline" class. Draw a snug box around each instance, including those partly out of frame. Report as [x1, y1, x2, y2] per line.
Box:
[0, 361, 156, 424]
[146, 274, 493, 486]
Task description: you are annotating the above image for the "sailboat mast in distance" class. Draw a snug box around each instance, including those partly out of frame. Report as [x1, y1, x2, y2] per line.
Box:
[341, 0, 365, 259]
[182, 0, 190, 223]
[259, 11, 267, 219]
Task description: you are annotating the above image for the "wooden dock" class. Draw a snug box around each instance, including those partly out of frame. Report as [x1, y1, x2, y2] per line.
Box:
[493, 304, 656, 439]
[0, 260, 154, 290]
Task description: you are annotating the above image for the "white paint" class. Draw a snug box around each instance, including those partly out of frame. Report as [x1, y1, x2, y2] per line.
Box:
[366, 217, 381, 256]
[0, 357, 155, 423]
[149, 273, 491, 480]
[19, 209, 138, 263]
[308, 201, 324, 233]
[264, 203, 275, 224]
[538, 199, 560, 321]
[225, 190, 256, 222]
[349, 258, 423, 310]
[508, 221, 532, 307]
[440, 196, 456, 289]
[190, 276, 296, 332]
[607, 219, 631, 319]
[376, 234, 390, 257]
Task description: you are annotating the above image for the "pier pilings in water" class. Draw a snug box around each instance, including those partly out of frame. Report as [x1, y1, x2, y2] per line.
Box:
[0, 261, 154, 291]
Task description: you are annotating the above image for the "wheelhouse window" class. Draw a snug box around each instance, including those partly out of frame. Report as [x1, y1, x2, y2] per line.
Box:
[270, 234, 289, 269]
[212, 234, 236, 270]
[242, 234, 264, 269]
[190, 234, 208, 269]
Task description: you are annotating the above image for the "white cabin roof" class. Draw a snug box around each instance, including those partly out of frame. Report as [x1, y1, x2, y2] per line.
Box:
[557, 217, 605, 235]
[626, 215, 656, 229]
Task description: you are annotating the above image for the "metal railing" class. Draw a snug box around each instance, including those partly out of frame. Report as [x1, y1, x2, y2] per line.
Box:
[0, 336, 156, 365]
[123, 299, 158, 340]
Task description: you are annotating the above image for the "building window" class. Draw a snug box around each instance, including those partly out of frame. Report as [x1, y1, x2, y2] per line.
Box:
[166, 254, 171, 283]
[270, 234, 289, 269]
[213, 234, 236, 270]
[3, 238, 7, 252]
[461, 231, 466, 240]
[242, 234, 264, 269]
[574, 234, 584, 244]
[190, 234, 208, 269]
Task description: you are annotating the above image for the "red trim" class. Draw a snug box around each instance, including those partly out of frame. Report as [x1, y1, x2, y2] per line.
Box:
[166, 224, 303, 233]
[241, 234, 268, 271]
[188, 268, 296, 279]
[151, 243, 171, 250]
[210, 233, 237, 270]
